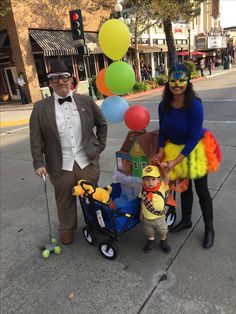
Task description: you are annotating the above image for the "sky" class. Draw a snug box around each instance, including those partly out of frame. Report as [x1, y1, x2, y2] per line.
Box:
[220, 0, 236, 27]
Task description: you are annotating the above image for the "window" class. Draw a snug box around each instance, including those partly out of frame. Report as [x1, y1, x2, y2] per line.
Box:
[33, 54, 47, 87]
[75, 55, 86, 81]
[141, 162, 147, 169]
[134, 161, 138, 169]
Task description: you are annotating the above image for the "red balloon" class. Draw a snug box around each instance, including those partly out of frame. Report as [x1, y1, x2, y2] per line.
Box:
[124, 105, 150, 131]
[96, 68, 115, 96]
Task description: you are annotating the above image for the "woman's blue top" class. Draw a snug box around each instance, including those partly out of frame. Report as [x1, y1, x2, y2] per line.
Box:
[158, 97, 205, 157]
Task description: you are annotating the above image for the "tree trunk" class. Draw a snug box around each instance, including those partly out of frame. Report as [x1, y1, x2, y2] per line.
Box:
[163, 18, 176, 70]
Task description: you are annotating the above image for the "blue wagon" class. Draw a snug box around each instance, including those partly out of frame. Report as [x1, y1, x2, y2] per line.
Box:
[79, 182, 177, 260]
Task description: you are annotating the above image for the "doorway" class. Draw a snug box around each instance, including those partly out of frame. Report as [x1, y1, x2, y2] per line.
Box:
[4, 67, 20, 100]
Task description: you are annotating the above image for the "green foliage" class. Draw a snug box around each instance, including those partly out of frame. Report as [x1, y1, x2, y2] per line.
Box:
[191, 71, 200, 79]
[145, 80, 159, 89]
[184, 61, 196, 73]
[132, 82, 148, 93]
[155, 74, 168, 86]
[0, 0, 10, 16]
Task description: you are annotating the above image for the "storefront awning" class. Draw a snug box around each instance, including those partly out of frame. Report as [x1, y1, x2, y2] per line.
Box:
[138, 45, 161, 53]
[29, 29, 102, 56]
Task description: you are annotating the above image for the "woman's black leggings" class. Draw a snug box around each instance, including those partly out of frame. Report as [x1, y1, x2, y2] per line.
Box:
[181, 174, 211, 217]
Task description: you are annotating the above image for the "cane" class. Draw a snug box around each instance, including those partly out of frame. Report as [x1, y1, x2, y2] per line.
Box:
[41, 174, 62, 258]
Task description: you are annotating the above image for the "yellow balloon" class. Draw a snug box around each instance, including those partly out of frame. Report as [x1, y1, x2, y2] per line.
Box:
[98, 19, 131, 60]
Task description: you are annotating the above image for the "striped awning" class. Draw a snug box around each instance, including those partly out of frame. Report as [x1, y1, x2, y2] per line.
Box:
[29, 29, 101, 56]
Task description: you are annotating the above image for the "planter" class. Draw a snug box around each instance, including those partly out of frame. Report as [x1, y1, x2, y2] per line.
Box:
[0, 94, 10, 102]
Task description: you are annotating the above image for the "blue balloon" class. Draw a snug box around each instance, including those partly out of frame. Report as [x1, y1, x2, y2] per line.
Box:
[101, 96, 129, 123]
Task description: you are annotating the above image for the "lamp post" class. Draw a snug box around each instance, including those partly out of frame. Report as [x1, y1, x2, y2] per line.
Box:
[112, 1, 131, 26]
[226, 31, 231, 65]
[187, 24, 191, 61]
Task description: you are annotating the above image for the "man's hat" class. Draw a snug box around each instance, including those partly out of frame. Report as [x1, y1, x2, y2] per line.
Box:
[142, 165, 160, 178]
[47, 61, 71, 78]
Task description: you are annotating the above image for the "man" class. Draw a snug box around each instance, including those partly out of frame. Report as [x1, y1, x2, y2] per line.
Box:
[30, 61, 107, 245]
[16, 72, 29, 104]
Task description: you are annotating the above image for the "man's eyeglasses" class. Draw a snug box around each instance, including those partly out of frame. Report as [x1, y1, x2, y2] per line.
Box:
[49, 75, 71, 83]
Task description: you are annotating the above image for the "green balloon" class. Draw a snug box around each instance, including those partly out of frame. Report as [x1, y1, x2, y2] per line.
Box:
[105, 62, 135, 95]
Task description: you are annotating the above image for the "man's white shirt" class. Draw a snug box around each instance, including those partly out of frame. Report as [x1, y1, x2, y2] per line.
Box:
[54, 91, 89, 171]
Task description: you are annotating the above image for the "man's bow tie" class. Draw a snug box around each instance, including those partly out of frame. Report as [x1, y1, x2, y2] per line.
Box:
[58, 96, 72, 105]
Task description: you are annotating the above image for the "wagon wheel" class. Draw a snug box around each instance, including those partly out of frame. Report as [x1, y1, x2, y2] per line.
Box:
[98, 240, 118, 260]
[82, 226, 96, 246]
[166, 208, 177, 227]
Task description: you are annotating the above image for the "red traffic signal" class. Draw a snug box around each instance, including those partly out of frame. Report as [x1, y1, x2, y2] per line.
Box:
[69, 9, 84, 41]
[72, 13, 79, 21]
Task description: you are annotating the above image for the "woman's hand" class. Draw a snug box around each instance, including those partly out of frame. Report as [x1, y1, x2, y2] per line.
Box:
[152, 149, 164, 165]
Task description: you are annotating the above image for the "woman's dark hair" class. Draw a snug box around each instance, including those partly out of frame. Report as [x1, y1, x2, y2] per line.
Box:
[162, 64, 201, 112]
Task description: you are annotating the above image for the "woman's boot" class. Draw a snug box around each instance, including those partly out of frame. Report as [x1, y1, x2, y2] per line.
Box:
[170, 182, 193, 232]
[200, 197, 215, 249]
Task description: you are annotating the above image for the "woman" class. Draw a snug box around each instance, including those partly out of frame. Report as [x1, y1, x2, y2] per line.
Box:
[153, 64, 221, 249]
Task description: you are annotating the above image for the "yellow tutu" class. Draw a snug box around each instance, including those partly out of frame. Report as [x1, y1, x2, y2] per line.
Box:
[163, 131, 221, 180]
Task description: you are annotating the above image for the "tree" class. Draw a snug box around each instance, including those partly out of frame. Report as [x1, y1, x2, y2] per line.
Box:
[0, 0, 10, 17]
[123, 0, 203, 77]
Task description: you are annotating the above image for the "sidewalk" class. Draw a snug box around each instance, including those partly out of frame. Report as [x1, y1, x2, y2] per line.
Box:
[1, 64, 235, 128]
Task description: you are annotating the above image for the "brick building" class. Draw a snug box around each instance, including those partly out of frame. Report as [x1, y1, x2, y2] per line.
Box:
[0, 0, 112, 103]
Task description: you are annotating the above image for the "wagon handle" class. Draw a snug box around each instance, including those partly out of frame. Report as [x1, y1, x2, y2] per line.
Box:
[80, 180, 96, 196]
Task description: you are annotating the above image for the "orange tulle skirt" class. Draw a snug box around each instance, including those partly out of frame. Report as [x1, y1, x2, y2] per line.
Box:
[163, 130, 222, 180]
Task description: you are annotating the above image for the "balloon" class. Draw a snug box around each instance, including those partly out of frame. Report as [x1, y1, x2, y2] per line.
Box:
[98, 19, 131, 60]
[96, 69, 115, 96]
[105, 62, 135, 95]
[124, 105, 150, 131]
[101, 96, 129, 123]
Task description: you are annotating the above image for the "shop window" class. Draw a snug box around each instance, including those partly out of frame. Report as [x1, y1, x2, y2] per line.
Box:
[88, 54, 96, 77]
[61, 55, 74, 76]
[97, 54, 105, 71]
[75, 55, 86, 81]
[33, 54, 47, 87]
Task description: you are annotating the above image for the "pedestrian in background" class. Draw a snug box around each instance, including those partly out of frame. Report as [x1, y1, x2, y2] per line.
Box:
[207, 58, 212, 75]
[153, 64, 222, 249]
[199, 58, 205, 76]
[30, 61, 107, 245]
[16, 72, 29, 104]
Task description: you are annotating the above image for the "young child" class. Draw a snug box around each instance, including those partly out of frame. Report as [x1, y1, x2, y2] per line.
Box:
[139, 164, 171, 253]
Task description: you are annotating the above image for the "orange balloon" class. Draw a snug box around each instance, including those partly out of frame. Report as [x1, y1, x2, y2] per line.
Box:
[96, 69, 115, 96]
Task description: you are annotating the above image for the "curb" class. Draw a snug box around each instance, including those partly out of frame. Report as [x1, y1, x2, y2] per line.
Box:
[1, 68, 235, 128]
[0, 119, 29, 128]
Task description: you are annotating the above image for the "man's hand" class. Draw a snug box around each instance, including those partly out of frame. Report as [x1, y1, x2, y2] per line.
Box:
[35, 167, 47, 178]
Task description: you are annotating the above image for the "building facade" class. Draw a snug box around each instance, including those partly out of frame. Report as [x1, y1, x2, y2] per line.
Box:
[0, 0, 111, 103]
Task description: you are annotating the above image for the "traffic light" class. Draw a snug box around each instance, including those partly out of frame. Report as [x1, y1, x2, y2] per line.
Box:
[69, 9, 84, 41]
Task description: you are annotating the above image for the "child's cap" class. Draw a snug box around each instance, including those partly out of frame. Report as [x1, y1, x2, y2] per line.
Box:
[142, 165, 160, 178]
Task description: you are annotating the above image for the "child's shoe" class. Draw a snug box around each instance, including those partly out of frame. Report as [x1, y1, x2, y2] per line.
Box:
[143, 239, 154, 253]
[160, 239, 171, 254]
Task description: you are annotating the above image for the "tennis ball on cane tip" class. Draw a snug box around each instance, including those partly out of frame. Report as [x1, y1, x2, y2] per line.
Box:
[54, 246, 61, 255]
[42, 249, 50, 259]
[51, 238, 57, 245]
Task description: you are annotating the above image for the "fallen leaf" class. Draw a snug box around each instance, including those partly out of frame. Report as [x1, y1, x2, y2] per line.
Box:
[68, 292, 75, 300]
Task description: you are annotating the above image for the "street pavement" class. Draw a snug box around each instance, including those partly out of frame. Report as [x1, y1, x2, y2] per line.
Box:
[0, 66, 236, 313]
